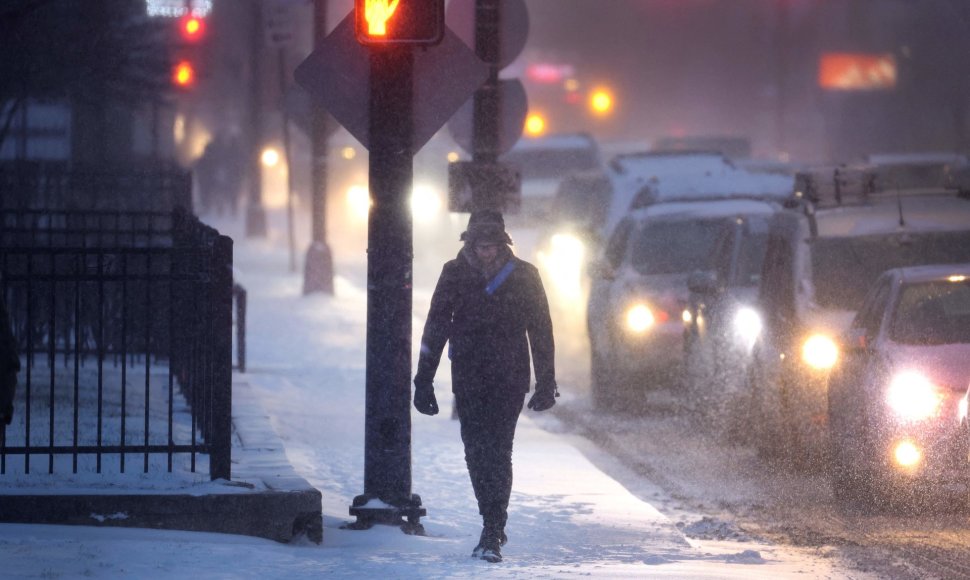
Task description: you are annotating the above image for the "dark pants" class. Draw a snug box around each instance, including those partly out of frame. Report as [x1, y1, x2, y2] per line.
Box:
[454, 389, 526, 527]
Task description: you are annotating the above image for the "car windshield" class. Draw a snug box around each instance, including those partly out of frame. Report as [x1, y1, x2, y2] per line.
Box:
[629, 218, 728, 275]
[500, 146, 601, 181]
[891, 279, 970, 345]
[733, 218, 770, 286]
[811, 230, 970, 311]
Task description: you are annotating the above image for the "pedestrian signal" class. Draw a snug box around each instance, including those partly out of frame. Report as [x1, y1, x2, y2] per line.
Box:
[354, 0, 444, 46]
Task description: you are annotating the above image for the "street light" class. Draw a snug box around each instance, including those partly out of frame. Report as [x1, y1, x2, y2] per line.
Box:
[525, 112, 547, 137]
[589, 88, 614, 116]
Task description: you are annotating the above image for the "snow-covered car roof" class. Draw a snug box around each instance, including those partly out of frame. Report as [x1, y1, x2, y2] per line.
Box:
[864, 152, 970, 166]
[815, 193, 970, 237]
[603, 152, 794, 234]
[508, 133, 599, 151]
[628, 198, 780, 222]
[892, 263, 970, 284]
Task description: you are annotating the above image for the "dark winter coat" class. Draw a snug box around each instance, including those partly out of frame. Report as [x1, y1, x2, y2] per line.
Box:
[415, 247, 556, 396]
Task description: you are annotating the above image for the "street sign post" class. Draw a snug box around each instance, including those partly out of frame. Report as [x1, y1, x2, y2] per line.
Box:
[445, 0, 529, 212]
[294, 4, 488, 533]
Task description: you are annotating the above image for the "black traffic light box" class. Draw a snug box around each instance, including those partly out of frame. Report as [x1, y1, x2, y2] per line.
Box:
[170, 15, 208, 90]
[354, 0, 444, 46]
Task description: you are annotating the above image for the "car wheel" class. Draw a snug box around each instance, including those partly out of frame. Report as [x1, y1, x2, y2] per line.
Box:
[683, 335, 714, 415]
[828, 406, 875, 510]
[591, 349, 618, 411]
[750, 361, 789, 461]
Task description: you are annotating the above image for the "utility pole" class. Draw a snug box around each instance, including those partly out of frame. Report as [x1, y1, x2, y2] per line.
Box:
[774, 0, 790, 161]
[304, 0, 335, 294]
[246, 0, 268, 238]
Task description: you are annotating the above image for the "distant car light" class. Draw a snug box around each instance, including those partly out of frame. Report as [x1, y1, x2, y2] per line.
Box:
[625, 304, 655, 334]
[260, 147, 280, 167]
[410, 184, 442, 223]
[346, 185, 372, 220]
[802, 334, 838, 370]
[893, 439, 922, 468]
[948, 275, 967, 283]
[886, 371, 943, 422]
[537, 232, 586, 302]
[682, 309, 692, 324]
[733, 307, 762, 348]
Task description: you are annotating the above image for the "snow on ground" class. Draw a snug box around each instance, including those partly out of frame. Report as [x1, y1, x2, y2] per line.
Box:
[0, 208, 872, 578]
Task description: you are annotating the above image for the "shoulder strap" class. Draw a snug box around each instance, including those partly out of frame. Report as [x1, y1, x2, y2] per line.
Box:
[485, 260, 517, 296]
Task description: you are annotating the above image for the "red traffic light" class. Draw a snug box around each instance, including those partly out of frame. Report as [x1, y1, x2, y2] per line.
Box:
[179, 15, 206, 42]
[354, 0, 444, 46]
[173, 61, 196, 88]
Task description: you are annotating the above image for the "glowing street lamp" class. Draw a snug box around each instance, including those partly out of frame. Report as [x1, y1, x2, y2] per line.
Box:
[589, 88, 614, 117]
[525, 113, 547, 137]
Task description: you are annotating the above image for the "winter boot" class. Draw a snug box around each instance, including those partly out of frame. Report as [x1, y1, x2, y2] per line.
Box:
[471, 522, 508, 559]
[479, 524, 503, 563]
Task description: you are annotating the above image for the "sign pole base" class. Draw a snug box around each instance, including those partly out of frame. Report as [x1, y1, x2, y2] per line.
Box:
[345, 493, 427, 535]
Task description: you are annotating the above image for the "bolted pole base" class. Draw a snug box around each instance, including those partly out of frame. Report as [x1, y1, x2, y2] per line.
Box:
[245, 205, 267, 238]
[303, 241, 335, 295]
[345, 493, 427, 535]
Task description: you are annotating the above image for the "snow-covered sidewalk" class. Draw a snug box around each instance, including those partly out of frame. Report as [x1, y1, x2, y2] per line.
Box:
[0, 212, 869, 578]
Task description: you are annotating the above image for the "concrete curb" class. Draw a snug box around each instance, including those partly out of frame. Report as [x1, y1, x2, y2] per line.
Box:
[0, 377, 323, 544]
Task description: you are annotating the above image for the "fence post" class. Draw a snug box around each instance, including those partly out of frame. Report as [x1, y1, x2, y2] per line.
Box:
[233, 284, 247, 374]
[209, 235, 234, 480]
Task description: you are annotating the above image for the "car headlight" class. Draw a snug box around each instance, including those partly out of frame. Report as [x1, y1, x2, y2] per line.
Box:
[733, 307, 762, 347]
[886, 371, 943, 422]
[893, 439, 922, 468]
[625, 304, 656, 334]
[801, 334, 838, 370]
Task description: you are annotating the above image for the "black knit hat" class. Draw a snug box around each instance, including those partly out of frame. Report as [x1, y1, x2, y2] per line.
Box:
[460, 210, 512, 245]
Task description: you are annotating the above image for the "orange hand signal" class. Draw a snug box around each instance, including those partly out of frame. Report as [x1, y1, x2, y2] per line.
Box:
[365, 0, 400, 36]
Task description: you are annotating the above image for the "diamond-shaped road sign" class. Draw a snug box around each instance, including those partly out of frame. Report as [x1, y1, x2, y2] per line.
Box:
[294, 12, 488, 152]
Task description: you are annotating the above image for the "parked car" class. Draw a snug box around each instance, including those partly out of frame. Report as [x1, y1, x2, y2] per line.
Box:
[748, 167, 970, 468]
[828, 265, 970, 508]
[586, 198, 785, 410]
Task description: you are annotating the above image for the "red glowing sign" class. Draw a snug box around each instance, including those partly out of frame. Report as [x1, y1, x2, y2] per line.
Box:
[818, 53, 897, 91]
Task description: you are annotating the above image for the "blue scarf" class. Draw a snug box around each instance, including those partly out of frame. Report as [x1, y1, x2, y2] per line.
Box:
[485, 260, 516, 296]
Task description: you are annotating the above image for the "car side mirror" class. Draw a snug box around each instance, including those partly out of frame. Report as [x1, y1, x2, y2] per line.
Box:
[687, 270, 720, 295]
[842, 327, 869, 353]
[589, 259, 615, 280]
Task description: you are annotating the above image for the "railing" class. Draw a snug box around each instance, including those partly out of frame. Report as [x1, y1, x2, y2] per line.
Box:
[0, 162, 192, 213]
[0, 208, 234, 480]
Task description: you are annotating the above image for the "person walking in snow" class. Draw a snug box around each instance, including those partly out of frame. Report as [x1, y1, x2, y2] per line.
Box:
[412, 209, 559, 563]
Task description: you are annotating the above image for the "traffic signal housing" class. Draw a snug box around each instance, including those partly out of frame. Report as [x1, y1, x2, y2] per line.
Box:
[354, 0, 444, 46]
[170, 15, 208, 91]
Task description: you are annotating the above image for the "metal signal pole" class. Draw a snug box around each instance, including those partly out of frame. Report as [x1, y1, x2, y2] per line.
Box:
[347, 46, 425, 534]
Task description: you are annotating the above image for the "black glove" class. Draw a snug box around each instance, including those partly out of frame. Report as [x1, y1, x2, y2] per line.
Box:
[413, 381, 439, 416]
[527, 383, 558, 412]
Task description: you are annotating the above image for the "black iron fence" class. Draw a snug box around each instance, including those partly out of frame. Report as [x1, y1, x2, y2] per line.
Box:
[0, 162, 193, 213]
[0, 208, 235, 480]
